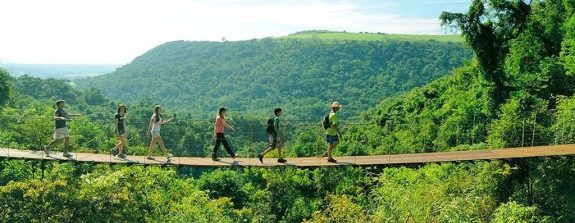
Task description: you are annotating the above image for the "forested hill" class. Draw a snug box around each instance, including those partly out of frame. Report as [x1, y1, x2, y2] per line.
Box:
[75, 36, 471, 118]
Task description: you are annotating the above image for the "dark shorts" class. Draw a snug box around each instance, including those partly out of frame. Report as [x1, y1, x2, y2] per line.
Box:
[269, 135, 282, 149]
[117, 127, 126, 135]
[326, 135, 339, 144]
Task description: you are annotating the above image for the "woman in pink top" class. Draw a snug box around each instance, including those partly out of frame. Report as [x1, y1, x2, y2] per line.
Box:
[212, 107, 237, 161]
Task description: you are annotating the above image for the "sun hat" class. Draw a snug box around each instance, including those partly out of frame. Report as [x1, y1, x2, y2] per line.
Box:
[330, 101, 342, 108]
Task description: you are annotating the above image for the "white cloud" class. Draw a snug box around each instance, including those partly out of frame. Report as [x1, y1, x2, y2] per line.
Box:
[0, 0, 445, 64]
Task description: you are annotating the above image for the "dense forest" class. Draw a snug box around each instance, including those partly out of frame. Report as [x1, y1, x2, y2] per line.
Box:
[1, 0, 575, 222]
[75, 37, 471, 118]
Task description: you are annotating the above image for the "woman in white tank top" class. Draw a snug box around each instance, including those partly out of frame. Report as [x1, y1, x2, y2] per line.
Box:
[146, 105, 174, 160]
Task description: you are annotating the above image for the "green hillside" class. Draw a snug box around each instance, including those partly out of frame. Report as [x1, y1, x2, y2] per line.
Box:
[343, 0, 575, 154]
[283, 30, 464, 42]
[1, 1, 574, 222]
[75, 38, 471, 118]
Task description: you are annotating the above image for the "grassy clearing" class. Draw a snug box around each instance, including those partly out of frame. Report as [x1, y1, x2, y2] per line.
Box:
[281, 31, 463, 43]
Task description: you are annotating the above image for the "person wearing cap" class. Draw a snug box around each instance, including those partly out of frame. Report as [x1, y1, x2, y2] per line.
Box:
[111, 104, 128, 159]
[325, 101, 342, 162]
[212, 107, 238, 161]
[43, 100, 81, 158]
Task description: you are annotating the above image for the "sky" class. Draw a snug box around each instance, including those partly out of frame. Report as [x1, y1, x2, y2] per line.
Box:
[0, 0, 470, 64]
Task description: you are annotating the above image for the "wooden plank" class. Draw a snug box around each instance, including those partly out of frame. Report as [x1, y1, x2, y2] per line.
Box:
[0, 144, 574, 167]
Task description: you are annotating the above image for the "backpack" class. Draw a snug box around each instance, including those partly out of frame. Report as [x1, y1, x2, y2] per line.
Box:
[322, 114, 331, 130]
[266, 117, 276, 134]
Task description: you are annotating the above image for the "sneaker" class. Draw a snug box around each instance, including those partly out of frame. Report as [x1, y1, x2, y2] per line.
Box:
[277, 158, 287, 163]
[110, 148, 118, 156]
[258, 154, 263, 163]
[327, 157, 337, 163]
[212, 157, 221, 161]
[167, 153, 173, 158]
[43, 146, 50, 156]
[118, 153, 127, 159]
[146, 155, 155, 160]
[232, 154, 240, 159]
[63, 152, 73, 158]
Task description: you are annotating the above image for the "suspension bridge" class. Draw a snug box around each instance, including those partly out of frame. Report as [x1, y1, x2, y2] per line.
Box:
[1, 144, 574, 167]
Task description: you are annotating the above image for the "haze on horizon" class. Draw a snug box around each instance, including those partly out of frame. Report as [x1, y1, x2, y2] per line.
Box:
[0, 0, 469, 65]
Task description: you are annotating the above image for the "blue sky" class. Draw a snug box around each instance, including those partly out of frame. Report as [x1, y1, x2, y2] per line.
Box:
[0, 0, 470, 64]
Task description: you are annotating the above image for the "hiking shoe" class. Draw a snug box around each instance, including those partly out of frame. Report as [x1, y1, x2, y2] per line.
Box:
[63, 152, 73, 158]
[327, 157, 337, 163]
[146, 155, 155, 160]
[212, 157, 221, 161]
[110, 148, 118, 156]
[258, 154, 264, 163]
[118, 153, 127, 159]
[277, 158, 287, 163]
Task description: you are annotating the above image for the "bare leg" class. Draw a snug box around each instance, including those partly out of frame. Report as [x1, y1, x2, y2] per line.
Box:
[63, 137, 70, 153]
[327, 141, 339, 159]
[277, 147, 282, 158]
[45, 138, 62, 156]
[261, 147, 274, 156]
[46, 138, 62, 149]
[157, 137, 170, 155]
[148, 137, 158, 156]
[115, 134, 127, 154]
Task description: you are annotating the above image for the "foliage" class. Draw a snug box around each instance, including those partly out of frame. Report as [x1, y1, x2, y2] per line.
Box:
[1, 1, 575, 222]
[491, 201, 548, 223]
[371, 162, 510, 222]
[75, 37, 471, 118]
[0, 68, 14, 108]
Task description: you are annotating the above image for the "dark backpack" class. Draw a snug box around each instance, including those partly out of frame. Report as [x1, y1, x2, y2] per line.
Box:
[266, 117, 275, 134]
[322, 114, 331, 130]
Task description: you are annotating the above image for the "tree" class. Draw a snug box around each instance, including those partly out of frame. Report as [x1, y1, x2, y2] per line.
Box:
[441, 0, 531, 106]
[0, 69, 13, 107]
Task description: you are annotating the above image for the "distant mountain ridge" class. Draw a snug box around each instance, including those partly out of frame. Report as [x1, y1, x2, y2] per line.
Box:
[1, 64, 120, 79]
[75, 34, 471, 118]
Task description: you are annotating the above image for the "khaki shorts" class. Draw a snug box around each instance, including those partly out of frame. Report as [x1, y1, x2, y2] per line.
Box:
[53, 127, 69, 140]
[269, 135, 282, 149]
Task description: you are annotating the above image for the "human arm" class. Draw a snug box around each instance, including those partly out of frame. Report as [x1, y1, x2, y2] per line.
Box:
[330, 113, 342, 139]
[53, 109, 69, 120]
[114, 117, 119, 136]
[212, 118, 218, 140]
[334, 123, 342, 139]
[225, 121, 235, 132]
[160, 117, 174, 124]
[274, 118, 282, 141]
[146, 116, 153, 137]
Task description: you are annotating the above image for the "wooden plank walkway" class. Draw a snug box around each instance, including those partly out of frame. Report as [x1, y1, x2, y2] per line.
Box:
[1, 144, 574, 167]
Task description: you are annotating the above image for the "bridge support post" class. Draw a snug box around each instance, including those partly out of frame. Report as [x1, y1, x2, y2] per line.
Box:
[41, 160, 45, 180]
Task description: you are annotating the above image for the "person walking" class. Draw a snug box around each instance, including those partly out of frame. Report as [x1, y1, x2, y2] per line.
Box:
[324, 102, 342, 163]
[146, 105, 174, 160]
[43, 100, 81, 158]
[258, 108, 286, 163]
[212, 107, 238, 161]
[111, 105, 128, 159]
